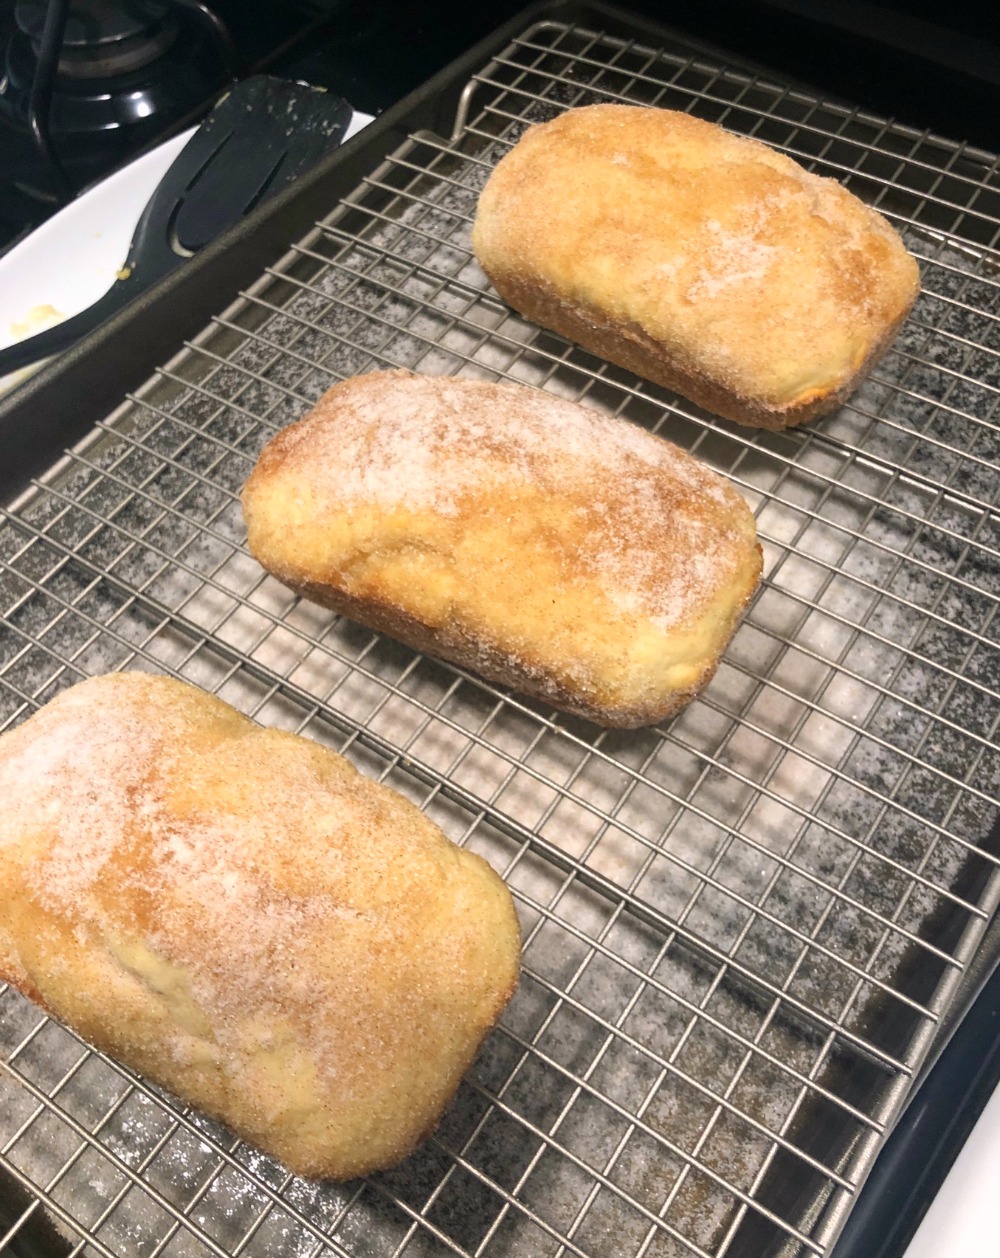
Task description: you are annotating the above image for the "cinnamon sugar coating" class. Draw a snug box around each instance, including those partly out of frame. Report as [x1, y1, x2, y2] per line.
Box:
[0, 672, 520, 1180]
[472, 104, 920, 429]
[241, 370, 763, 727]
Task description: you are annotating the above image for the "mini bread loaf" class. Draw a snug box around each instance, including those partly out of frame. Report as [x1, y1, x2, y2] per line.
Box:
[471, 104, 921, 429]
[0, 672, 520, 1180]
[241, 370, 763, 727]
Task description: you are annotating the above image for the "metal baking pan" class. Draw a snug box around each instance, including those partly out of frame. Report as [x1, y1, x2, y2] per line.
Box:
[2, 3, 999, 1256]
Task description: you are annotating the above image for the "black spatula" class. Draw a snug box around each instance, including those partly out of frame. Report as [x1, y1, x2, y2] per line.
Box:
[0, 75, 352, 379]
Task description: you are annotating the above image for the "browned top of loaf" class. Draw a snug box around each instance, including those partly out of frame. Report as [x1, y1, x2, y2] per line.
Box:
[247, 369, 755, 636]
[472, 104, 920, 414]
[0, 672, 520, 1178]
[242, 371, 762, 724]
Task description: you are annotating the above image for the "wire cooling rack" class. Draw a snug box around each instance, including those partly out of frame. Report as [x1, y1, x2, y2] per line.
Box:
[2, 11, 1000, 1258]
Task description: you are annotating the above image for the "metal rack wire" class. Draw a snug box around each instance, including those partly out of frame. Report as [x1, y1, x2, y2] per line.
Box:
[2, 11, 1000, 1258]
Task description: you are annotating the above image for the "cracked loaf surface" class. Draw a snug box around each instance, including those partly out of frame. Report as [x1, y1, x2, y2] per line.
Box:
[241, 370, 763, 727]
[0, 672, 521, 1179]
[472, 104, 920, 429]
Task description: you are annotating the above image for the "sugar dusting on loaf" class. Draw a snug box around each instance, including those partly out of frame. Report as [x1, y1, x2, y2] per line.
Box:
[472, 104, 921, 429]
[243, 370, 763, 727]
[0, 672, 521, 1179]
[252, 370, 742, 635]
[0, 682, 174, 910]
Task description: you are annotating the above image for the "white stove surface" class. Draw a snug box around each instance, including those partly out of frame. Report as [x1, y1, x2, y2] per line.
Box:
[901, 1083, 999, 1256]
[1, 106, 995, 1258]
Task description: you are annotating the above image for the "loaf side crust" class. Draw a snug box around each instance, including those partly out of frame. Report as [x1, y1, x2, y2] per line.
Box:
[484, 268, 915, 431]
[0, 673, 521, 1180]
[279, 574, 725, 728]
[472, 104, 921, 429]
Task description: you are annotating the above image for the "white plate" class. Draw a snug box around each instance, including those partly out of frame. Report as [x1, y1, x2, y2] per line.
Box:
[0, 109, 372, 394]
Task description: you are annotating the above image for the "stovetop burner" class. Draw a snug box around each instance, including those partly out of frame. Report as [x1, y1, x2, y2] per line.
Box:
[0, 0, 233, 236]
[0, 0, 337, 253]
[14, 0, 179, 78]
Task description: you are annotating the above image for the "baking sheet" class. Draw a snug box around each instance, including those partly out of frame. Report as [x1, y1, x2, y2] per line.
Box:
[2, 9, 999, 1258]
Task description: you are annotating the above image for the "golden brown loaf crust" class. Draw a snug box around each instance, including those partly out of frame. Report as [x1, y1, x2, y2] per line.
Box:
[241, 370, 763, 728]
[471, 104, 921, 429]
[0, 672, 520, 1180]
